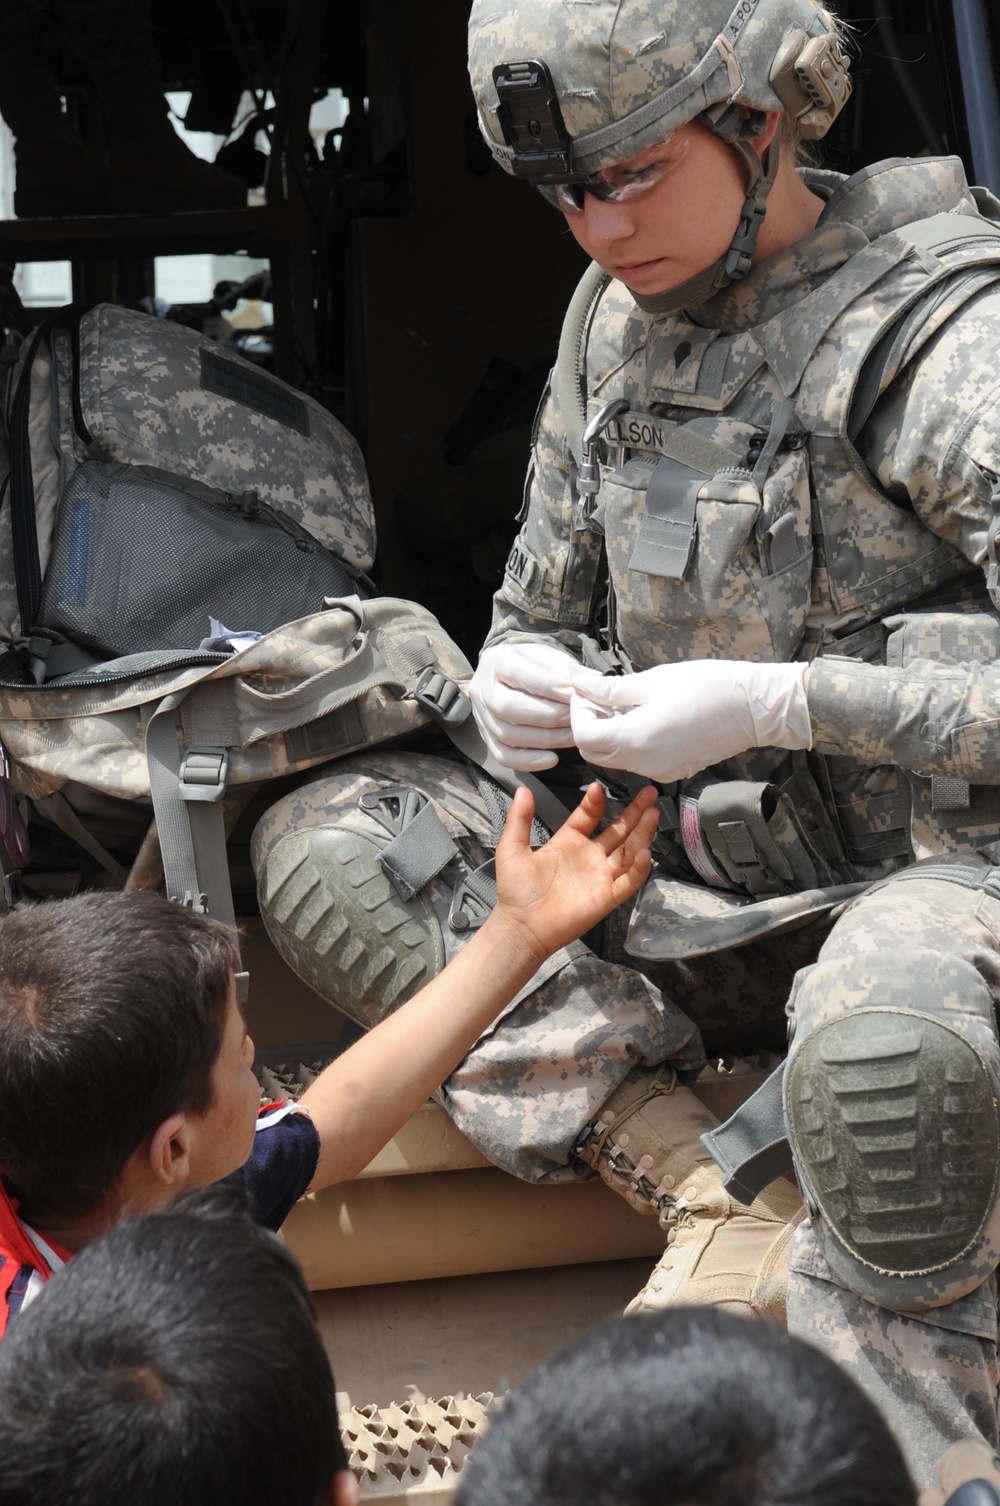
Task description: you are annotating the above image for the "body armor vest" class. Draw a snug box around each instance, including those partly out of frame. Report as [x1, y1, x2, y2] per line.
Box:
[552, 187, 1000, 915]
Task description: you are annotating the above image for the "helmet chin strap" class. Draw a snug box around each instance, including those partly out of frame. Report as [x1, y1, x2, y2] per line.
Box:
[630, 131, 781, 316]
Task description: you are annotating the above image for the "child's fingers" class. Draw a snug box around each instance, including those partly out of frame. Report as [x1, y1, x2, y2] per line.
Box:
[595, 785, 659, 855]
[605, 805, 659, 873]
[558, 780, 608, 839]
[497, 785, 536, 856]
[611, 844, 653, 902]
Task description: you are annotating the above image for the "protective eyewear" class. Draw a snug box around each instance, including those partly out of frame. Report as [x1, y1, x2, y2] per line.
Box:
[537, 134, 690, 214]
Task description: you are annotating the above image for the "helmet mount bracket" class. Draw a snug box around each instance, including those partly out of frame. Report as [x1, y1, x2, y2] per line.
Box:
[769, 27, 852, 140]
[491, 58, 579, 184]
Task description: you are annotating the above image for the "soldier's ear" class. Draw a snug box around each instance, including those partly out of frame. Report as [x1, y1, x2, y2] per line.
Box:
[745, 109, 782, 155]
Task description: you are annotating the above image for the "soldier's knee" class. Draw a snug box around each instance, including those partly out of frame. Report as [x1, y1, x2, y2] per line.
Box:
[250, 754, 494, 1029]
[785, 948, 1000, 1311]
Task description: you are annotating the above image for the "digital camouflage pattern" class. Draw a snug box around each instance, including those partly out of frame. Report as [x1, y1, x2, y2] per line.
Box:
[469, 0, 845, 177]
[0, 597, 471, 802]
[780, 864, 1000, 1488]
[252, 749, 709, 1182]
[488, 157, 1000, 892]
[785, 869, 1000, 1308]
[0, 303, 375, 641]
[787, 1230, 1000, 1492]
[69, 305, 376, 570]
[449, 65, 1000, 1479]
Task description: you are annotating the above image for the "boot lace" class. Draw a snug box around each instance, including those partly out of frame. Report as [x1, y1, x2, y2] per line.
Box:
[580, 1065, 695, 1230]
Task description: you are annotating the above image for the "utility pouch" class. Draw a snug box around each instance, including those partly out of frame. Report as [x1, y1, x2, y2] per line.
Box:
[885, 609, 1000, 860]
[624, 776, 864, 961]
[690, 778, 841, 897]
[597, 413, 813, 670]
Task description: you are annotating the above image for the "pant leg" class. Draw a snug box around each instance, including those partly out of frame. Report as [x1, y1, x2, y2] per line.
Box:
[784, 869, 1000, 1488]
[788, 1221, 1000, 1490]
[253, 750, 711, 1181]
[442, 930, 804, 1182]
[438, 939, 706, 1182]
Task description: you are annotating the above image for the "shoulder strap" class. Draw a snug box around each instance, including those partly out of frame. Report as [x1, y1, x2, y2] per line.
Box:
[7, 307, 83, 637]
[554, 261, 610, 468]
[848, 259, 1000, 443]
[897, 211, 1000, 255]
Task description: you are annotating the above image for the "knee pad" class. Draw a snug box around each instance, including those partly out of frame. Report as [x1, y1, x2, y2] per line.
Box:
[251, 753, 494, 1028]
[785, 950, 1000, 1310]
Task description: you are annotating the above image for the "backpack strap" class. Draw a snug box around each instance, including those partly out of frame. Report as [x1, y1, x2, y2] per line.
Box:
[412, 666, 575, 837]
[145, 691, 252, 999]
[141, 598, 571, 1004]
[7, 307, 83, 642]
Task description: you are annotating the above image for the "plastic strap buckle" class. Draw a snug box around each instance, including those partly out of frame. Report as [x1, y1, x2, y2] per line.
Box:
[413, 667, 472, 727]
[724, 194, 767, 280]
[178, 746, 230, 803]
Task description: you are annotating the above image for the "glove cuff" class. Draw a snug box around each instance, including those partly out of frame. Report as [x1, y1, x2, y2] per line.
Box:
[743, 662, 813, 751]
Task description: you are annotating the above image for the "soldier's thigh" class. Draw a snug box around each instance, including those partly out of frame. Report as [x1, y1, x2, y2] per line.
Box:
[785, 866, 1000, 1312]
[637, 912, 834, 1057]
[251, 751, 707, 1179]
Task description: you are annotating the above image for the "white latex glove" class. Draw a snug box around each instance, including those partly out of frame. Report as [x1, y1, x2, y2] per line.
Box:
[470, 642, 580, 770]
[568, 659, 812, 783]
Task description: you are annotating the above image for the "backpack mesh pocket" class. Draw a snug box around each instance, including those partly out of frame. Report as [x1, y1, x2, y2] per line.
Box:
[39, 461, 364, 656]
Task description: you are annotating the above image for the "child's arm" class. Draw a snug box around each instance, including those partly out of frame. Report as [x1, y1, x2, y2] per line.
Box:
[298, 781, 658, 1190]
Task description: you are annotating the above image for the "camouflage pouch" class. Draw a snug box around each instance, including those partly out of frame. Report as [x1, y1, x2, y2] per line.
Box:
[884, 610, 1000, 860]
[595, 412, 813, 670]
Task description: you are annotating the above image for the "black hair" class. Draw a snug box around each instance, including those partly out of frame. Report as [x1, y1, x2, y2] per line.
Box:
[456, 1306, 917, 1506]
[0, 1184, 350, 1506]
[0, 891, 238, 1219]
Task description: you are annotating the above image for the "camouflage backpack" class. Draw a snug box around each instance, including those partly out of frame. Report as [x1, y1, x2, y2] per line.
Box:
[0, 305, 492, 996]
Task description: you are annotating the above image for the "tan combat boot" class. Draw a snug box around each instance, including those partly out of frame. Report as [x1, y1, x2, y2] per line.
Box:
[576, 1063, 803, 1324]
[921, 1440, 1000, 1506]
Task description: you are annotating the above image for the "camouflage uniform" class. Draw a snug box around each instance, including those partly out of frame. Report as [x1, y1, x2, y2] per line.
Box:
[467, 151, 1000, 1484]
[457, 143, 1000, 1493]
[255, 1, 1000, 1481]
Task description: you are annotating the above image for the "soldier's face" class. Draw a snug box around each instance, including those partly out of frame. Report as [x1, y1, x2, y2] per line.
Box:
[560, 121, 753, 295]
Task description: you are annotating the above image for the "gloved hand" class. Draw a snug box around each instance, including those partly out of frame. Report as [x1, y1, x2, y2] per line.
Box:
[470, 642, 580, 770]
[568, 659, 812, 783]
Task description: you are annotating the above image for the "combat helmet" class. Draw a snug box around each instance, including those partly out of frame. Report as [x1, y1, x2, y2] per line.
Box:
[468, 0, 851, 309]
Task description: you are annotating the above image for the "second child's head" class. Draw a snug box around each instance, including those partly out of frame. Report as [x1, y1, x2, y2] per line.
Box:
[0, 1185, 357, 1506]
[457, 1306, 917, 1506]
[0, 892, 260, 1235]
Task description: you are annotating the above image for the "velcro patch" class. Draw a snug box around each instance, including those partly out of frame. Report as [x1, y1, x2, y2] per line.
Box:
[605, 409, 673, 456]
[505, 540, 545, 593]
[200, 349, 311, 436]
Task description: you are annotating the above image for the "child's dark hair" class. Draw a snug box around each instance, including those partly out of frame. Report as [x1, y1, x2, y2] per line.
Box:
[0, 1184, 349, 1506]
[0, 891, 239, 1220]
[456, 1306, 917, 1506]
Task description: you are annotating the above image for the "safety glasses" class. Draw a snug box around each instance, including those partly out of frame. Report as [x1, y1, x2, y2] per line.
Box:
[538, 132, 690, 214]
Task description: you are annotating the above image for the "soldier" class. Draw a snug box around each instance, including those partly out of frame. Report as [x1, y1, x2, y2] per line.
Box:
[253, 0, 1000, 1484]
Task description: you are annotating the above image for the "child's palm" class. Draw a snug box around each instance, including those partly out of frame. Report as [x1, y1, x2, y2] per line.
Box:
[494, 783, 658, 959]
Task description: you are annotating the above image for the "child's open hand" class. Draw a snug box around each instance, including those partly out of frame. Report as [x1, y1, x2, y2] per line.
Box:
[492, 781, 659, 964]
